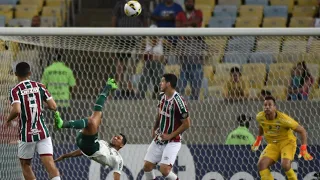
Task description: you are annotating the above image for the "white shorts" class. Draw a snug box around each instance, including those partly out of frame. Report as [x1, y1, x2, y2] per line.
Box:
[18, 137, 53, 159]
[144, 141, 181, 166]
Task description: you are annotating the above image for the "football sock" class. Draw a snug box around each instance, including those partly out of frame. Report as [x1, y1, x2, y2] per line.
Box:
[51, 176, 61, 180]
[165, 171, 178, 180]
[144, 170, 155, 180]
[285, 169, 297, 180]
[93, 84, 111, 111]
[62, 119, 88, 129]
[259, 169, 274, 180]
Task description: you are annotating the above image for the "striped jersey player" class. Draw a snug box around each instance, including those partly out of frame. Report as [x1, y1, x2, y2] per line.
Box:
[143, 73, 191, 180]
[7, 62, 61, 180]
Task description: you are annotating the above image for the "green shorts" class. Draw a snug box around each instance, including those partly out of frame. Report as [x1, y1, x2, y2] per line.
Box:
[76, 131, 100, 156]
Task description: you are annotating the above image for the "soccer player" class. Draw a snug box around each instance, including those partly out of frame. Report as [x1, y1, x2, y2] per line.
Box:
[143, 73, 191, 180]
[6, 62, 61, 180]
[53, 78, 127, 180]
[252, 95, 313, 180]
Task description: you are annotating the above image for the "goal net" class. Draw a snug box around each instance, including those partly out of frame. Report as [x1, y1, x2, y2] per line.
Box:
[0, 28, 319, 180]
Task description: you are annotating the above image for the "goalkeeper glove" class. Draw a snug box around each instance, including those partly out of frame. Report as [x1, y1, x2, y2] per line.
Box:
[251, 136, 263, 152]
[298, 145, 313, 160]
[107, 78, 118, 90]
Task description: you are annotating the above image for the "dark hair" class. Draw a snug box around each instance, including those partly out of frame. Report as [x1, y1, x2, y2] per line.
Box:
[120, 133, 127, 146]
[162, 73, 177, 89]
[15, 62, 31, 77]
[264, 95, 276, 104]
[237, 114, 251, 128]
[230, 67, 241, 75]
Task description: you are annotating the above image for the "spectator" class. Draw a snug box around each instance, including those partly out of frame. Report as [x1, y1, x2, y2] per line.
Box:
[138, 35, 165, 99]
[151, 0, 183, 27]
[31, 16, 40, 27]
[41, 61, 76, 109]
[224, 67, 248, 101]
[287, 61, 314, 101]
[225, 114, 255, 145]
[112, 0, 148, 27]
[176, 0, 203, 28]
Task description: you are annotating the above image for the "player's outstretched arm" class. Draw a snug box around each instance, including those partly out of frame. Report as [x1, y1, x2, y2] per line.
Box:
[113, 172, 120, 180]
[54, 149, 83, 162]
[294, 125, 313, 160]
[251, 126, 264, 152]
[46, 99, 57, 111]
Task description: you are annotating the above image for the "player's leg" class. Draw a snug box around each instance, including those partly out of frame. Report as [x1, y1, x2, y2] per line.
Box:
[18, 141, 36, 180]
[280, 140, 297, 180]
[258, 144, 280, 180]
[37, 137, 60, 180]
[143, 141, 163, 180]
[54, 78, 117, 135]
[159, 142, 181, 180]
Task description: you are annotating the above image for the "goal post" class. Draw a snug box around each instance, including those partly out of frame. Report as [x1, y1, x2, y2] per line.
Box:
[0, 28, 319, 180]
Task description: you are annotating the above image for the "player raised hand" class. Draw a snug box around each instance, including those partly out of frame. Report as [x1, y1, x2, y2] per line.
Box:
[107, 78, 118, 90]
[251, 136, 263, 152]
[298, 145, 313, 160]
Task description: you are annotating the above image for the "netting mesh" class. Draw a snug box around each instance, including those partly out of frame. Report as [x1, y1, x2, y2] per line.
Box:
[0, 34, 319, 180]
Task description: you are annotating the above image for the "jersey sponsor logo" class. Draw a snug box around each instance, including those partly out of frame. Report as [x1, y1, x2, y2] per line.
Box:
[27, 129, 42, 135]
[21, 87, 39, 96]
[231, 134, 249, 140]
[160, 110, 171, 118]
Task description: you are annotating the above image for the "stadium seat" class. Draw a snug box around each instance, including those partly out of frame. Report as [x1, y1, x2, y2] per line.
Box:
[203, 65, 214, 86]
[243, 75, 265, 89]
[248, 52, 276, 69]
[208, 16, 235, 27]
[20, 0, 43, 13]
[264, 6, 288, 17]
[292, 6, 318, 17]
[270, 0, 294, 13]
[282, 40, 307, 53]
[309, 88, 320, 101]
[306, 63, 319, 80]
[40, 16, 57, 27]
[204, 36, 228, 54]
[263, 85, 287, 100]
[15, 5, 38, 19]
[208, 86, 225, 99]
[42, 6, 63, 26]
[262, 17, 287, 27]
[215, 63, 240, 76]
[276, 53, 306, 63]
[8, 18, 32, 27]
[242, 63, 267, 78]
[213, 5, 238, 17]
[164, 65, 181, 77]
[205, 54, 223, 65]
[289, 17, 314, 27]
[297, 0, 318, 6]
[239, 5, 264, 20]
[218, 0, 242, 6]
[0, 16, 5, 27]
[0, 5, 13, 24]
[235, 17, 261, 27]
[256, 39, 281, 52]
[196, 0, 215, 8]
[267, 63, 294, 86]
[196, 4, 214, 12]
[212, 75, 229, 86]
[245, 0, 269, 5]
[46, 0, 65, 7]
[0, 0, 18, 5]
[308, 37, 320, 53]
[226, 39, 255, 53]
[224, 53, 250, 64]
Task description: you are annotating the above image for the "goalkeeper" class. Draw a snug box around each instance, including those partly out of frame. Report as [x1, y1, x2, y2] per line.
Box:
[252, 95, 313, 180]
[54, 78, 127, 180]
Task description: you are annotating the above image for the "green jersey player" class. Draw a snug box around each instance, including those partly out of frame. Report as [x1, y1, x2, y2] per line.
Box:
[54, 78, 127, 180]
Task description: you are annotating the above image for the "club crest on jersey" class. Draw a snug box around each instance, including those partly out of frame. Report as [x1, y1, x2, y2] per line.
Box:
[28, 128, 41, 135]
[160, 111, 171, 118]
[21, 87, 39, 95]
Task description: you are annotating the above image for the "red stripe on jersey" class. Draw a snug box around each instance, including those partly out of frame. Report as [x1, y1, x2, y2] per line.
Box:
[10, 87, 19, 102]
[164, 100, 172, 134]
[31, 81, 45, 140]
[172, 103, 183, 141]
[20, 83, 32, 142]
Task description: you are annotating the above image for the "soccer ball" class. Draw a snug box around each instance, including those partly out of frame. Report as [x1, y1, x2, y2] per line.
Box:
[124, 1, 142, 17]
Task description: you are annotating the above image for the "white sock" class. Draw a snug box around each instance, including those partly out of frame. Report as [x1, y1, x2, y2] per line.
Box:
[51, 176, 61, 180]
[144, 170, 155, 180]
[165, 171, 177, 180]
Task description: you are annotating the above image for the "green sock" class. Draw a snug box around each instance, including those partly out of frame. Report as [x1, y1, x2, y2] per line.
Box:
[93, 85, 111, 111]
[62, 119, 88, 129]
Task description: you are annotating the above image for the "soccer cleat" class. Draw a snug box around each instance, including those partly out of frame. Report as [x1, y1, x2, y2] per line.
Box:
[106, 78, 118, 90]
[54, 111, 64, 129]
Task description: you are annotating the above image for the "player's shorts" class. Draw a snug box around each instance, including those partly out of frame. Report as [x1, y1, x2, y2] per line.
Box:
[144, 141, 181, 166]
[260, 139, 297, 162]
[76, 131, 99, 156]
[18, 137, 53, 159]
